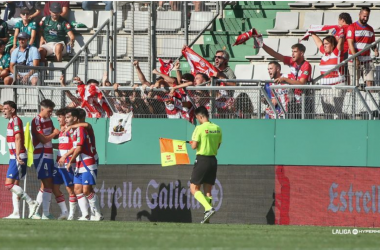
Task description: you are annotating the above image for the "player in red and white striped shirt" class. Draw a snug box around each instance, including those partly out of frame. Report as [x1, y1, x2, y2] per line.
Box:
[31, 99, 60, 220]
[66, 108, 103, 221]
[53, 108, 77, 220]
[347, 7, 379, 87]
[3, 101, 38, 219]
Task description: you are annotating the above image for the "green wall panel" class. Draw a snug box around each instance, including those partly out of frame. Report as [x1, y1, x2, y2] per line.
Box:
[275, 120, 368, 166]
[0, 118, 378, 167]
[366, 120, 380, 167]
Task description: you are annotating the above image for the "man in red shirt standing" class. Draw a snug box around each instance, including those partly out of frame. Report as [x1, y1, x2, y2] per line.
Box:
[347, 7, 379, 87]
[261, 43, 312, 119]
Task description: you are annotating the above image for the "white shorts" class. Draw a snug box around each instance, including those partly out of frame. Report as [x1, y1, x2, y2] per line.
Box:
[40, 41, 66, 57]
[9, 72, 38, 83]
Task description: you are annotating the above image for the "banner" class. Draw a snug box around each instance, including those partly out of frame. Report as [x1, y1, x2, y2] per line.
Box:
[159, 138, 190, 167]
[108, 112, 132, 144]
[182, 47, 219, 77]
[300, 25, 341, 41]
[275, 165, 380, 227]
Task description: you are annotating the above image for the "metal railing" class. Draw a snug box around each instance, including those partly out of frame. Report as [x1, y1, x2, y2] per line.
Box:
[1, 83, 379, 120]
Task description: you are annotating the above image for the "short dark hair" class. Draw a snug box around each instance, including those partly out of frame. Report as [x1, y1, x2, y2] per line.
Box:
[3, 101, 17, 110]
[182, 73, 195, 82]
[55, 107, 68, 116]
[87, 79, 99, 85]
[40, 99, 55, 109]
[194, 106, 209, 118]
[339, 12, 353, 25]
[77, 108, 87, 119]
[361, 7, 371, 13]
[196, 73, 210, 82]
[268, 61, 281, 71]
[291, 43, 306, 53]
[66, 108, 80, 119]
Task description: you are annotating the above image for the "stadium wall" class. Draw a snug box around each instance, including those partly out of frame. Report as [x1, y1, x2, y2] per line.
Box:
[0, 118, 380, 167]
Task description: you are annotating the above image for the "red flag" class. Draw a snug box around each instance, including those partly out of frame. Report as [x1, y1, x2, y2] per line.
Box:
[300, 25, 341, 41]
[158, 58, 174, 76]
[233, 29, 253, 46]
[182, 47, 219, 77]
[77, 83, 113, 118]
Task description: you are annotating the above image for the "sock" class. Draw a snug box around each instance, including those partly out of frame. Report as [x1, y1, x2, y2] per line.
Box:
[42, 188, 52, 216]
[205, 196, 213, 206]
[76, 193, 89, 217]
[36, 189, 43, 210]
[56, 194, 68, 214]
[9, 184, 33, 204]
[69, 195, 78, 217]
[194, 191, 212, 211]
[12, 193, 20, 214]
[86, 192, 102, 216]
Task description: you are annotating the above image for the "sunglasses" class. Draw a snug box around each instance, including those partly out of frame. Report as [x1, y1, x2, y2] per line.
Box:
[214, 56, 225, 60]
[20, 12, 30, 16]
[18, 38, 27, 41]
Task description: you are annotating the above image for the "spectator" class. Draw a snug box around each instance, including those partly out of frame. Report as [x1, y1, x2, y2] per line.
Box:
[8, 2, 42, 21]
[347, 7, 378, 88]
[264, 62, 289, 119]
[0, 7, 9, 44]
[261, 42, 312, 119]
[0, 40, 11, 80]
[214, 49, 236, 83]
[311, 33, 346, 119]
[39, 2, 74, 64]
[43, 1, 69, 19]
[12, 7, 38, 54]
[337, 12, 352, 85]
[82, 1, 113, 11]
[4, 32, 40, 85]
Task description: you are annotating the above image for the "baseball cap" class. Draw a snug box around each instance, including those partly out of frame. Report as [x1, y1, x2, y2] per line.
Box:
[50, 2, 62, 13]
[17, 32, 30, 39]
[20, 6, 30, 14]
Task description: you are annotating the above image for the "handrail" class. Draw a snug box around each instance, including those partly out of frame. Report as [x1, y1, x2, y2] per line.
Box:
[65, 18, 111, 70]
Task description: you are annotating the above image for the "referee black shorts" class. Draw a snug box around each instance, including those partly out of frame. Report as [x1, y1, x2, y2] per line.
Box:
[190, 155, 217, 185]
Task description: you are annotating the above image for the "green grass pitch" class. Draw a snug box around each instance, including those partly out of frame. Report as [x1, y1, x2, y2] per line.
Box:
[0, 220, 378, 250]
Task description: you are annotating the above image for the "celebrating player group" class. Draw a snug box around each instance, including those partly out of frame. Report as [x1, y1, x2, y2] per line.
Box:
[2, 99, 103, 221]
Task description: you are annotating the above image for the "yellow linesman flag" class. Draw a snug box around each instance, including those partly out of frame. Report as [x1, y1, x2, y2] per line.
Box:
[159, 138, 190, 167]
[24, 122, 34, 167]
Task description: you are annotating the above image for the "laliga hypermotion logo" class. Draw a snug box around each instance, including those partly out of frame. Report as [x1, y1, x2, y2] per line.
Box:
[166, 155, 171, 160]
[178, 145, 182, 150]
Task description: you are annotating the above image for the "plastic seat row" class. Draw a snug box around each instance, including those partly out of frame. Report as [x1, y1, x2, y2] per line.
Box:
[289, 1, 378, 8]
[267, 10, 380, 34]
[245, 38, 321, 61]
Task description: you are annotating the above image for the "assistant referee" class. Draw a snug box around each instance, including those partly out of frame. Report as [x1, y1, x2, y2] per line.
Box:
[190, 106, 222, 224]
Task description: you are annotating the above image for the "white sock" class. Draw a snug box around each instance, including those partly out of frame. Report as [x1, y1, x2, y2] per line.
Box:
[36, 189, 43, 213]
[69, 195, 78, 217]
[76, 193, 89, 217]
[56, 194, 68, 214]
[10, 184, 32, 204]
[86, 192, 102, 216]
[12, 193, 20, 215]
[42, 188, 52, 216]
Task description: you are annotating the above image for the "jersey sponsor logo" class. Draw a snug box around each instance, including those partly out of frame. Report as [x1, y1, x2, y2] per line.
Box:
[14, 125, 20, 132]
[304, 71, 309, 75]
[205, 130, 209, 134]
[49, 30, 58, 36]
